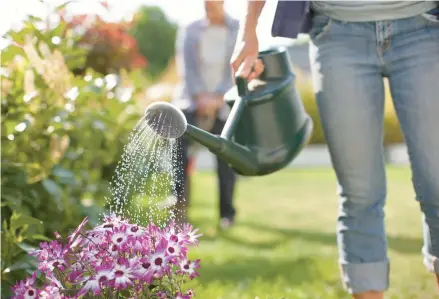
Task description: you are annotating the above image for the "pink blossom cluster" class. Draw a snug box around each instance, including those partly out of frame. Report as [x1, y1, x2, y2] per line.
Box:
[11, 214, 202, 299]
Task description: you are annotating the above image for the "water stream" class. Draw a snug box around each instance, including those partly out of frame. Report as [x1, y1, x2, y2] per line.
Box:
[105, 111, 185, 227]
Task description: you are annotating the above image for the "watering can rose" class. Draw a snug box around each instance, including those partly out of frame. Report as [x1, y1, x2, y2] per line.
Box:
[11, 215, 202, 299]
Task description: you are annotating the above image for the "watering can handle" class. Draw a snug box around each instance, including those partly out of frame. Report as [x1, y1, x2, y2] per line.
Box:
[235, 76, 249, 96]
[220, 76, 248, 141]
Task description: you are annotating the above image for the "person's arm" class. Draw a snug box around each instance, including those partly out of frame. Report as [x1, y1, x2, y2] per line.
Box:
[231, 1, 266, 80]
[175, 23, 206, 102]
[240, 0, 266, 38]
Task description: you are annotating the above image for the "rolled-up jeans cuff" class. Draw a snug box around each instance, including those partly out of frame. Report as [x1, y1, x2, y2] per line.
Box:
[340, 261, 389, 294]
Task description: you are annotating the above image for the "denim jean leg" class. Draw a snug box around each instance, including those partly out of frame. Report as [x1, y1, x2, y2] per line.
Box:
[385, 15, 439, 274]
[309, 18, 389, 294]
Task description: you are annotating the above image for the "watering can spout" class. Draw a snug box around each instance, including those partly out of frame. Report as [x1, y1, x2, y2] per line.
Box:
[184, 124, 259, 174]
[143, 101, 259, 175]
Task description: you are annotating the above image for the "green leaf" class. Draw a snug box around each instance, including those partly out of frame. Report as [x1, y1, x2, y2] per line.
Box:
[16, 243, 37, 254]
[1, 44, 24, 63]
[41, 179, 63, 210]
[52, 166, 75, 184]
[4, 260, 32, 272]
[10, 213, 43, 233]
[41, 178, 62, 197]
[30, 234, 51, 241]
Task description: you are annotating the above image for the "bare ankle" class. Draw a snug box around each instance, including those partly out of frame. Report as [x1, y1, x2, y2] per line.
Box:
[353, 291, 384, 299]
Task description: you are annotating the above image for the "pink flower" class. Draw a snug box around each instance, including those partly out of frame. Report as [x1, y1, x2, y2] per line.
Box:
[13, 214, 202, 298]
[149, 238, 171, 275]
[155, 290, 168, 299]
[10, 271, 38, 299]
[109, 224, 130, 247]
[165, 238, 187, 261]
[67, 269, 83, 283]
[31, 241, 68, 273]
[186, 289, 195, 298]
[127, 224, 146, 238]
[178, 259, 200, 280]
[133, 257, 154, 283]
[95, 264, 114, 285]
[109, 243, 120, 257]
[38, 284, 61, 299]
[77, 264, 113, 297]
[128, 238, 145, 254]
[77, 276, 100, 297]
[92, 213, 128, 234]
[181, 224, 203, 246]
[86, 230, 106, 245]
[111, 259, 135, 290]
[162, 219, 178, 237]
[67, 216, 88, 248]
[54, 231, 62, 241]
[174, 292, 191, 299]
[146, 222, 161, 241]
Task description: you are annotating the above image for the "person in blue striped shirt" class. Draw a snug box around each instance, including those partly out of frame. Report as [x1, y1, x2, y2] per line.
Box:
[172, 0, 240, 230]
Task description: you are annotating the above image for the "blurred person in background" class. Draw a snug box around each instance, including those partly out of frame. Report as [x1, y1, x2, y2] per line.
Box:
[231, 1, 439, 299]
[171, 0, 239, 230]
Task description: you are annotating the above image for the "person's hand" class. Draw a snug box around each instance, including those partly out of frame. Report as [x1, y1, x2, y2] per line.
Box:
[230, 29, 264, 81]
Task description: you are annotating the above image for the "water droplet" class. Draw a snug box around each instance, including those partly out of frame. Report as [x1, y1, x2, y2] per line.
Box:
[15, 122, 26, 132]
[64, 86, 79, 101]
[52, 36, 61, 45]
[94, 78, 104, 87]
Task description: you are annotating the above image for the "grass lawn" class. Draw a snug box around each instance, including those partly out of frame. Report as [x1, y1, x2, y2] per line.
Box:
[184, 167, 437, 299]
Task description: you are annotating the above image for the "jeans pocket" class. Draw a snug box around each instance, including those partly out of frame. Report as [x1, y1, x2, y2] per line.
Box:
[309, 14, 333, 41]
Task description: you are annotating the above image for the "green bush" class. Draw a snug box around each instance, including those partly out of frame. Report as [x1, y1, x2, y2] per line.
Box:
[1, 9, 145, 296]
[297, 79, 404, 145]
[129, 6, 178, 80]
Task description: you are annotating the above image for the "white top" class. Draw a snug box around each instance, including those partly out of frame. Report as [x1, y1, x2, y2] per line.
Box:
[199, 24, 231, 121]
[311, 1, 436, 22]
[199, 25, 229, 93]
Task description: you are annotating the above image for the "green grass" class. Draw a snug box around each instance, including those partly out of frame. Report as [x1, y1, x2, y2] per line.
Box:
[184, 167, 437, 299]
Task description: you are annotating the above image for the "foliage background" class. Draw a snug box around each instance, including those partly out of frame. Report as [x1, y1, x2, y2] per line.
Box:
[0, 3, 178, 296]
[129, 6, 178, 80]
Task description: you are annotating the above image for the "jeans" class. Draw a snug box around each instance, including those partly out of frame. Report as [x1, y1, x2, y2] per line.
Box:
[174, 110, 237, 220]
[308, 9, 439, 294]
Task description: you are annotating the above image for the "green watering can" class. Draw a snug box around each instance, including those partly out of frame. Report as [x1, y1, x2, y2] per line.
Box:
[144, 46, 313, 176]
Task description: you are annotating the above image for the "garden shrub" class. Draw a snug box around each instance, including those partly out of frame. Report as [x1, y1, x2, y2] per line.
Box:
[129, 6, 178, 80]
[67, 14, 148, 75]
[1, 7, 147, 296]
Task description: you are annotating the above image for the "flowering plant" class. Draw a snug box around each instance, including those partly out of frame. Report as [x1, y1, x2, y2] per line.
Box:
[66, 13, 147, 75]
[11, 214, 202, 299]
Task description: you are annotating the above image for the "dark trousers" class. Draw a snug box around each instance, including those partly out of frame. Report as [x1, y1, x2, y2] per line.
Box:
[174, 110, 237, 220]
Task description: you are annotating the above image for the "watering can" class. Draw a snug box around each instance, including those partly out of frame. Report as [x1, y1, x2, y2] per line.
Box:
[144, 46, 313, 176]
